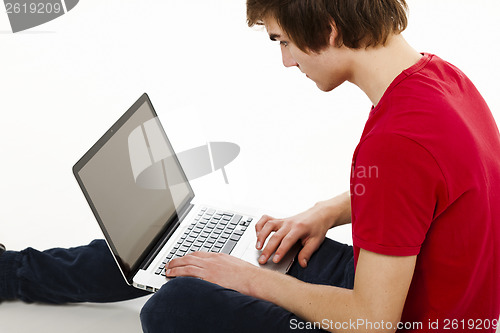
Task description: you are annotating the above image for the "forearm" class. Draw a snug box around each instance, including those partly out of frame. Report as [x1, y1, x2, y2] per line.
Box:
[245, 249, 415, 333]
[248, 269, 366, 333]
[316, 191, 351, 229]
[247, 252, 413, 333]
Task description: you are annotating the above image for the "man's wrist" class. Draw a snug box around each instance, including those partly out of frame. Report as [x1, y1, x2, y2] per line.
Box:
[316, 192, 351, 228]
[246, 266, 276, 299]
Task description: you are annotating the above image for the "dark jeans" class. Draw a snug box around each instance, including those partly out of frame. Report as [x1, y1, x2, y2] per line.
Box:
[0, 238, 354, 332]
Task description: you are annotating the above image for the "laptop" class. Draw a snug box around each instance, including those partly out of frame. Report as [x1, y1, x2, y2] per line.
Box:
[72, 93, 297, 292]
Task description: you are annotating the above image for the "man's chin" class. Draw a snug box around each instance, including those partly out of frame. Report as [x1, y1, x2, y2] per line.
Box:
[316, 81, 343, 92]
[316, 83, 335, 92]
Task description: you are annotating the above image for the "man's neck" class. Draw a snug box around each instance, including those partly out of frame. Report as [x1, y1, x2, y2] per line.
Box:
[347, 35, 422, 107]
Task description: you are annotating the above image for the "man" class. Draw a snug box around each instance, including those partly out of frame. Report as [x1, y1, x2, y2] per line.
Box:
[1, 0, 499, 332]
[138, 0, 500, 330]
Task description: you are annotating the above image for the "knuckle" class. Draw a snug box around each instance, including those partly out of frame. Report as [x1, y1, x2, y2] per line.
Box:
[266, 219, 276, 227]
[269, 219, 282, 228]
[292, 222, 309, 235]
[282, 233, 296, 243]
[256, 215, 271, 229]
[259, 214, 271, 223]
[261, 223, 274, 233]
[269, 230, 284, 241]
[294, 221, 307, 229]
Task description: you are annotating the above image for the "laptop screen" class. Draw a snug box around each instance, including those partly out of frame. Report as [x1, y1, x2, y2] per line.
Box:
[73, 94, 194, 280]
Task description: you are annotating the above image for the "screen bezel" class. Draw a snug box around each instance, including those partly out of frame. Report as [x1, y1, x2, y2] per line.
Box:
[72, 93, 195, 284]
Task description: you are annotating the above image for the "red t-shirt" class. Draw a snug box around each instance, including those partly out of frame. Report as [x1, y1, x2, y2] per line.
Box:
[351, 53, 500, 331]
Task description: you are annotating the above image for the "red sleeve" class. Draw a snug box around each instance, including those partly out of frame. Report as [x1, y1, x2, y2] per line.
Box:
[351, 133, 448, 256]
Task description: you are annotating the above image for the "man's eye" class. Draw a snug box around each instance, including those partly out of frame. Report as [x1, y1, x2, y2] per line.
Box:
[279, 41, 289, 47]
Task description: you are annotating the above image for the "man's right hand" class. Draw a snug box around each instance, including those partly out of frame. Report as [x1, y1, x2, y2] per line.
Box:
[255, 192, 351, 268]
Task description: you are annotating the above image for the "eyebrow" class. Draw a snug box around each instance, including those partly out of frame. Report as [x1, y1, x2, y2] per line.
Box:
[269, 33, 281, 41]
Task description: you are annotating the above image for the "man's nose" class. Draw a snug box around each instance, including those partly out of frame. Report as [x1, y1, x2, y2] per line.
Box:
[281, 48, 298, 68]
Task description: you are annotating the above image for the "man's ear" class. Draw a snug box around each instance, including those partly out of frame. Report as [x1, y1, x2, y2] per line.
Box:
[329, 22, 339, 47]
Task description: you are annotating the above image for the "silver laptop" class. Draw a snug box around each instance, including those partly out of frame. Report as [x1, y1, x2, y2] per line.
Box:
[73, 93, 297, 292]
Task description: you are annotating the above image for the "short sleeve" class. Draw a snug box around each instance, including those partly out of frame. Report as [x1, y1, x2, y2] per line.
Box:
[351, 133, 447, 256]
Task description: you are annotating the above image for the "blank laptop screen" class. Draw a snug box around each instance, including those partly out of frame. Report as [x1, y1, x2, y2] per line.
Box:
[74, 95, 193, 277]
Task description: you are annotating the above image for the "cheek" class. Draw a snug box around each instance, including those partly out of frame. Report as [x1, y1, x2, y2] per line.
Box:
[300, 59, 325, 75]
[289, 49, 312, 68]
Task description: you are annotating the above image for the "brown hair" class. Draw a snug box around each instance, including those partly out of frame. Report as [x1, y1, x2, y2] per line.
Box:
[247, 0, 409, 52]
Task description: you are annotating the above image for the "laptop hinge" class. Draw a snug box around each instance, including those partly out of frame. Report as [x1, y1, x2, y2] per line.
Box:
[139, 203, 195, 271]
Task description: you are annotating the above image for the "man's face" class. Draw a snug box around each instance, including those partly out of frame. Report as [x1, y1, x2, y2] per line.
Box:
[264, 17, 352, 92]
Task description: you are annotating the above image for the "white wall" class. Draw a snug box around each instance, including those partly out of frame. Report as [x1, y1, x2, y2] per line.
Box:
[1, 0, 498, 252]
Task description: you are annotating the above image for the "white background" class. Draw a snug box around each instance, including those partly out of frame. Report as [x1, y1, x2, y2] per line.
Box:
[0, 0, 499, 332]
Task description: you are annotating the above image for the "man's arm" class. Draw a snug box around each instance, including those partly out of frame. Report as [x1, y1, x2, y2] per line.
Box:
[167, 248, 416, 333]
[318, 190, 352, 227]
[249, 249, 416, 333]
[167, 189, 416, 332]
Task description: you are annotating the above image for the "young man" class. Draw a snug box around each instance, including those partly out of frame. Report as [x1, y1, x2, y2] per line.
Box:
[1, 0, 499, 332]
[145, 0, 500, 331]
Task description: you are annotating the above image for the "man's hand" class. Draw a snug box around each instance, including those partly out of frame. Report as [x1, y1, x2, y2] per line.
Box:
[255, 205, 334, 268]
[165, 252, 260, 296]
[255, 192, 351, 268]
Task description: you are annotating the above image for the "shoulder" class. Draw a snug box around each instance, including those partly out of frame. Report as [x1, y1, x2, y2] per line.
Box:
[352, 132, 449, 205]
[376, 54, 476, 110]
[353, 133, 442, 177]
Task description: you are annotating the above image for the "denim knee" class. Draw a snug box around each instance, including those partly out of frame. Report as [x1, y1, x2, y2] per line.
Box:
[140, 277, 217, 333]
[140, 276, 310, 333]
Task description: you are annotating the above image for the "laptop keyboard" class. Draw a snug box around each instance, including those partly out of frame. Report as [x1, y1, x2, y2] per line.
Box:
[155, 207, 253, 276]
